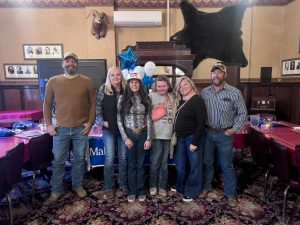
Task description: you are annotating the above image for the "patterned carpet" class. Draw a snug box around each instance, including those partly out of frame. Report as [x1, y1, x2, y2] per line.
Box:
[1, 158, 300, 225]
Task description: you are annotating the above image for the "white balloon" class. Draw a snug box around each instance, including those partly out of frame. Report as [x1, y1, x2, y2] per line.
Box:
[122, 68, 129, 80]
[134, 66, 145, 79]
[144, 61, 156, 77]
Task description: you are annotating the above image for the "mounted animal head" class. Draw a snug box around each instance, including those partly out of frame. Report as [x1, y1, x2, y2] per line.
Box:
[86, 10, 108, 39]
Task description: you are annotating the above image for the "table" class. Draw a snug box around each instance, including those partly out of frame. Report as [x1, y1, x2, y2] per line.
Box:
[251, 124, 300, 166]
[0, 127, 104, 167]
[0, 110, 43, 127]
[0, 137, 30, 161]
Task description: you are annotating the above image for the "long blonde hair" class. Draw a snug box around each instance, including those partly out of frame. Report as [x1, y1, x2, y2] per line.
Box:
[104, 66, 126, 95]
[174, 76, 198, 103]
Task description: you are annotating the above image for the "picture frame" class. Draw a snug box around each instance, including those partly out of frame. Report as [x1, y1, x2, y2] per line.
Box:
[3, 64, 38, 79]
[23, 44, 63, 60]
[282, 58, 300, 76]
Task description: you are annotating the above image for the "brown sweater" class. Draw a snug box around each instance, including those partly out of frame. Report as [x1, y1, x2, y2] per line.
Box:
[43, 75, 96, 128]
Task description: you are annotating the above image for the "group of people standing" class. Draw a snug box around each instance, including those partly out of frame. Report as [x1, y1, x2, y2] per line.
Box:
[43, 52, 247, 207]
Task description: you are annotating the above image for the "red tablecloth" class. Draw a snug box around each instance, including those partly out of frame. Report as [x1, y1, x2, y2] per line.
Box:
[0, 125, 102, 161]
[0, 110, 43, 127]
[265, 131, 300, 166]
[233, 124, 300, 166]
[0, 136, 30, 161]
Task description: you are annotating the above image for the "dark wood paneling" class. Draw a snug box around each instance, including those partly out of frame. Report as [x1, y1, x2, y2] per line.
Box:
[0, 88, 3, 111]
[23, 88, 43, 109]
[0, 85, 42, 111]
[3, 89, 22, 110]
[225, 63, 240, 88]
[239, 82, 300, 124]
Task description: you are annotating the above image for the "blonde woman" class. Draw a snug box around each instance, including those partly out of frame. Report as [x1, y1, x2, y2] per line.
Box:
[96, 66, 127, 199]
[173, 76, 207, 202]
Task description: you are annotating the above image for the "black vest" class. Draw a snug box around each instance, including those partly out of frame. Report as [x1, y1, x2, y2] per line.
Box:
[102, 86, 123, 135]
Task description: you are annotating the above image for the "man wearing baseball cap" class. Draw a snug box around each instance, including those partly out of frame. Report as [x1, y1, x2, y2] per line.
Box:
[43, 52, 96, 204]
[201, 62, 247, 207]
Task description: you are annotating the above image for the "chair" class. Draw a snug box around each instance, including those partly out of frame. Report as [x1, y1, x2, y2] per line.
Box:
[268, 141, 300, 222]
[247, 127, 271, 199]
[0, 156, 7, 222]
[288, 145, 300, 224]
[1, 143, 25, 225]
[23, 133, 53, 206]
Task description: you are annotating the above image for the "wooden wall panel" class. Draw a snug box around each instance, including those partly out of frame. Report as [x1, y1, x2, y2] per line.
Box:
[0, 88, 3, 111]
[23, 88, 43, 110]
[3, 89, 22, 110]
[271, 86, 293, 121]
[0, 85, 42, 111]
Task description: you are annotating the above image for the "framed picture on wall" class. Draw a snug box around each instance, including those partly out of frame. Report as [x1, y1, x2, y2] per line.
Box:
[3, 64, 38, 79]
[23, 44, 63, 60]
[282, 58, 300, 76]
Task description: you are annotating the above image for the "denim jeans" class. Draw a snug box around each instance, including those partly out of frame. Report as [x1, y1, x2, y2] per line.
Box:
[174, 134, 205, 199]
[126, 129, 147, 197]
[103, 129, 127, 191]
[50, 125, 88, 194]
[149, 139, 170, 190]
[202, 129, 236, 197]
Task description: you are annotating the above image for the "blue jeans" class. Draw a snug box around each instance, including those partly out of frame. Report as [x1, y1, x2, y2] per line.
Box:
[202, 129, 236, 197]
[103, 129, 127, 191]
[50, 125, 88, 194]
[149, 139, 170, 190]
[174, 134, 205, 198]
[126, 129, 147, 197]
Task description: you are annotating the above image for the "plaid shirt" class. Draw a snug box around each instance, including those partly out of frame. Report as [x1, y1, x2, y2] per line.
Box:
[117, 95, 152, 141]
[201, 83, 247, 132]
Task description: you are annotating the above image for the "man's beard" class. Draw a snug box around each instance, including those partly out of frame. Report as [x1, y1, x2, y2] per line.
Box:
[64, 66, 78, 75]
[212, 77, 224, 86]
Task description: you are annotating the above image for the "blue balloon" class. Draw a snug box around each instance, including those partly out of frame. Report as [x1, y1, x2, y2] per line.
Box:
[142, 75, 153, 88]
[117, 47, 141, 70]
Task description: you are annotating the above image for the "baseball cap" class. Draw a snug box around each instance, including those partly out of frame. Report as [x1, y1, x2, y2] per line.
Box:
[127, 71, 141, 82]
[211, 62, 226, 73]
[63, 52, 78, 62]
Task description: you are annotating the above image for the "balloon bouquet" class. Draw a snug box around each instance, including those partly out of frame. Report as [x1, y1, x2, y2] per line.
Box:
[117, 47, 156, 92]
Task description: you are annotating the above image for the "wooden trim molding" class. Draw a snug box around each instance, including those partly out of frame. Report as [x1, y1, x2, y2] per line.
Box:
[0, 0, 294, 8]
[0, 80, 38, 85]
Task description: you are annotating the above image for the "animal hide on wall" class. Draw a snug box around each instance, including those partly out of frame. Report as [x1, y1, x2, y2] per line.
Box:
[170, 0, 249, 69]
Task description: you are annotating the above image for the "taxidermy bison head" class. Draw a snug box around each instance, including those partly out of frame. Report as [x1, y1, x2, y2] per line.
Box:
[170, 0, 249, 69]
[86, 11, 108, 39]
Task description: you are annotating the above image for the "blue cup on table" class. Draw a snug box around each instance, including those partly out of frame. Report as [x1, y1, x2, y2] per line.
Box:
[249, 114, 260, 128]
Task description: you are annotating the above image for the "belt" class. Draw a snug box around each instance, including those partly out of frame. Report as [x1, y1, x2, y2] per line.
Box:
[207, 126, 232, 132]
[126, 127, 147, 135]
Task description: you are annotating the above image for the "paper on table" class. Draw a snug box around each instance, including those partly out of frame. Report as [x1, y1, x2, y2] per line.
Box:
[14, 130, 44, 138]
[292, 127, 300, 133]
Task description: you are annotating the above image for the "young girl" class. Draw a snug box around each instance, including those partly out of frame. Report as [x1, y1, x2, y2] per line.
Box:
[117, 72, 152, 202]
[149, 75, 174, 197]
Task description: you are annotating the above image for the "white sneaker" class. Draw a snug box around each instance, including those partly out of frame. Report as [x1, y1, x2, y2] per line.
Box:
[149, 187, 157, 196]
[138, 195, 146, 202]
[127, 195, 136, 203]
[159, 189, 167, 197]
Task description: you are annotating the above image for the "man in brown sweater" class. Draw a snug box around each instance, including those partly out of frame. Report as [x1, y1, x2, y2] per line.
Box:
[43, 52, 96, 204]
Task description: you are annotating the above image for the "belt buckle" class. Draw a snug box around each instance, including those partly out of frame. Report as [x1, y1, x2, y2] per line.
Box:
[133, 128, 142, 135]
